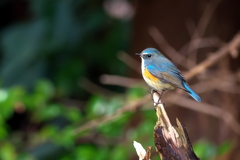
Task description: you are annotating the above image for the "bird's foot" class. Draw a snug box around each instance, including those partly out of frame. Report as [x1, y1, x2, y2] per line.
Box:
[151, 90, 163, 109]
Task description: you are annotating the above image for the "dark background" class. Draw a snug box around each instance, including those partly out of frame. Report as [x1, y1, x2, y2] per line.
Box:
[0, 0, 240, 159]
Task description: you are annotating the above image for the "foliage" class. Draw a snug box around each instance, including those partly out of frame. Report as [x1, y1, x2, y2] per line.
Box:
[193, 140, 232, 160]
[0, 79, 232, 159]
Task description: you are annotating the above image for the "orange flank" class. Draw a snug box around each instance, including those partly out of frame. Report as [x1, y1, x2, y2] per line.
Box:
[142, 68, 175, 91]
[143, 69, 159, 83]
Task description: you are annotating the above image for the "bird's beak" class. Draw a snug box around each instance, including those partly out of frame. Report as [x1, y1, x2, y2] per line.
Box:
[135, 53, 141, 56]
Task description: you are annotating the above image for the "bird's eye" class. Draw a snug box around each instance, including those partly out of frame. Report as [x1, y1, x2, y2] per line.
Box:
[147, 55, 152, 58]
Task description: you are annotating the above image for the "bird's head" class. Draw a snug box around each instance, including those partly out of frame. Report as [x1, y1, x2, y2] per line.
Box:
[136, 48, 163, 63]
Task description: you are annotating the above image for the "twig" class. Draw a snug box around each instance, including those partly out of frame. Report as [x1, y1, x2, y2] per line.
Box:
[117, 51, 141, 74]
[179, 37, 225, 55]
[189, 0, 222, 42]
[187, 0, 222, 67]
[165, 94, 240, 135]
[72, 95, 150, 135]
[143, 146, 152, 160]
[148, 26, 194, 68]
[100, 74, 142, 87]
[97, 71, 240, 135]
[79, 77, 116, 95]
[192, 73, 240, 94]
[185, 32, 240, 80]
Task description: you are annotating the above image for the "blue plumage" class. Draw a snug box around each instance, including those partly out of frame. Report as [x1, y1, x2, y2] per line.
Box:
[182, 82, 202, 102]
[136, 48, 202, 102]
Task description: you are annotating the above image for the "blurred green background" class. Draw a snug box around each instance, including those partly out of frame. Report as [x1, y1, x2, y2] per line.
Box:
[0, 0, 240, 160]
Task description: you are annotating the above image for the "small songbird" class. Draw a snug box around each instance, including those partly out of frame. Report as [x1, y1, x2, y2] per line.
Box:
[136, 48, 201, 102]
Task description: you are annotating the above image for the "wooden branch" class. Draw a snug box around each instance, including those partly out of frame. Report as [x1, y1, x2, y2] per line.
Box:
[133, 141, 152, 160]
[72, 94, 151, 135]
[148, 26, 194, 68]
[185, 32, 240, 80]
[100, 74, 141, 87]
[117, 51, 142, 74]
[143, 146, 152, 160]
[165, 93, 240, 135]
[152, 90, 199, 160]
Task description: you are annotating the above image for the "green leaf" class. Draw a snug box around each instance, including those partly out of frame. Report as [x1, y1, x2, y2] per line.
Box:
[109, 146, 129, 160]
[130, 115, 155, 145]
[193, 140, 216, 160]
[74, 145, 96, 160]
[23, 80, 55, 110]
[127, 86, 147, 100]
[40, 125, 58, 139]
[16, 153, 36, 160]
[64, 108, 82, 123]
[98, 112, 132, 138]
[52, 126, 75, 148]
[0, 89, 8, 103]
[0, 126, 8, 140]
[34, 80, 55, 100]
[0, 142, 17, 160]
[217, 141, 232, 156]
[34, 104, 62, 121]
[0, 86, 25, 119]
[87, 95, 123, 118]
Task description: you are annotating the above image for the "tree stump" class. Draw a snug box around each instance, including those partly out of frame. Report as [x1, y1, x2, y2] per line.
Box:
[152, 90, 199, 160]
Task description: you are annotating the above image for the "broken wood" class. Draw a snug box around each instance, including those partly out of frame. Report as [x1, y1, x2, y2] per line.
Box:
[152, 90, 199, 160]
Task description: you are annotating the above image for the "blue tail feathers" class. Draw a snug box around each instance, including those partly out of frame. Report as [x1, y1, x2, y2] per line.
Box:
[183, 82, 202, 102]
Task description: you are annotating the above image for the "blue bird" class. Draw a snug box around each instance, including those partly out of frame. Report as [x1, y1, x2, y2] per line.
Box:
[136, 48, 201, 102]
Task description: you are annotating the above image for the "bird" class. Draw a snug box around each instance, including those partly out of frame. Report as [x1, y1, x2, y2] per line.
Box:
[136, 48, 201, 102]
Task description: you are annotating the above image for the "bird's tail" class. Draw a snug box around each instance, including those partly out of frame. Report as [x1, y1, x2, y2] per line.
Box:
[183, 82, 202, 102]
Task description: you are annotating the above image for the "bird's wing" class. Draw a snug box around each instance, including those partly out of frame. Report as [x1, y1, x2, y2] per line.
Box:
[148, 66, 187, 90]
